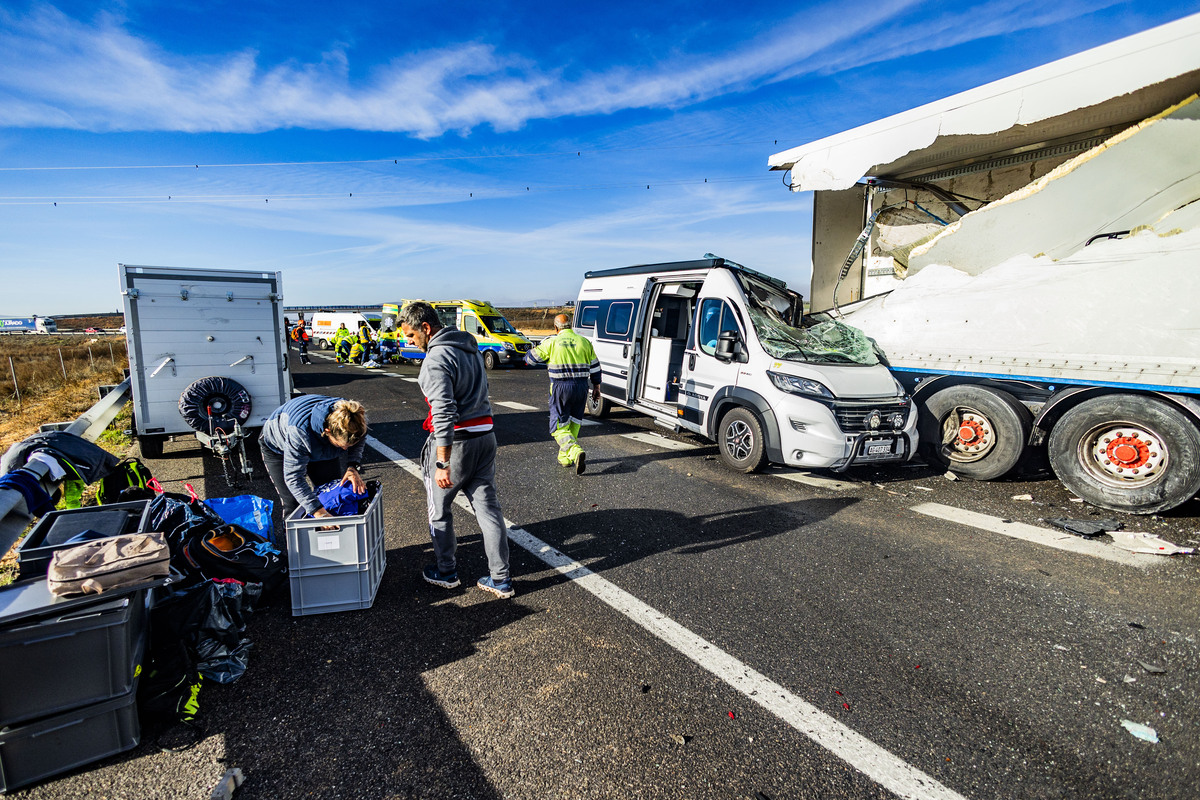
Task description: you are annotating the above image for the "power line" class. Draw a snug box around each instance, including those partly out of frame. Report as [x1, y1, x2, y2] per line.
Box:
[0, 175, 766, 205]
[0, 139, 789, 172]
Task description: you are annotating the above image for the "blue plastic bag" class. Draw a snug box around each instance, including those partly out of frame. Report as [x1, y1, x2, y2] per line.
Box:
[207, 495, 277, 545]
[315, 480, 368, 517]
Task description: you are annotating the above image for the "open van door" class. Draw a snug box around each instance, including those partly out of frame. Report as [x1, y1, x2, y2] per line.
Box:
[624, 279, 656, 403]
[677, 275, 747, 430]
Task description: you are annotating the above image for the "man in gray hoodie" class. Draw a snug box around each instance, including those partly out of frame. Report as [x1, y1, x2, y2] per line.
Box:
[400, 301, 513, 598]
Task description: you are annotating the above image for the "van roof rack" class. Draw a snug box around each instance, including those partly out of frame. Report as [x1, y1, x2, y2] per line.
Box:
[584, 258, 788, 290]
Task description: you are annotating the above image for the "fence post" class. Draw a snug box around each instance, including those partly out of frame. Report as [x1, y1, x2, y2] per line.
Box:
[8, 356, 19, 405]
[109, 343, 115, 365]
[88, 347, 95, 370]
[59, 349, 67, 380]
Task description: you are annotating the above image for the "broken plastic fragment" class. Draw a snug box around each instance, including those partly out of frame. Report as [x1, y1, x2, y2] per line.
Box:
[1120, 720, 1159, 743]
[1011, 494, 1033, 501]
[1137, 660, 1166, 674]
[1109, 531, 1195, 555]
[944, 471, 958, 481]
[728, 711, 736, 720]
[1123, 675, 1137, 684]
[1046, 518, 1123, 537]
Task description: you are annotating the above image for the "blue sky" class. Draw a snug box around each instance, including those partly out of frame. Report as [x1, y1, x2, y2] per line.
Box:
[0, 1, 1194, 315]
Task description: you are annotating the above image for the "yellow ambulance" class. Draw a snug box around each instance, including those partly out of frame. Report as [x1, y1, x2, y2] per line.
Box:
[381, 300, 534, 369]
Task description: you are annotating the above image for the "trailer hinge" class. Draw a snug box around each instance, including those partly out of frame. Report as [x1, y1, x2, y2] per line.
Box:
[230, 355, 255, 374]
[150, 355, 176, 378]
[227, 292, 235, 302]
[124, 288, 141, 299]
[269, 292, 280, 301]
[180, 288, 189, 301]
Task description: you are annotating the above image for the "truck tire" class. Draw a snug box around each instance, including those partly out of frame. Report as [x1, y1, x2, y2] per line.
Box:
[1048, 395, 1200, 515]
[138, 434, 165, 459]
[482, 349, 499, 370]
[317, 338, 330, 350]
[920, 385, 1031, 480]
[718, 407, 768, 473]
[178, 376, 253, 434]
[585, 391, 610, 418]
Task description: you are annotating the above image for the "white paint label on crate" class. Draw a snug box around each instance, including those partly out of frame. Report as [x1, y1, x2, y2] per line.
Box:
[317, 534, 340, 551]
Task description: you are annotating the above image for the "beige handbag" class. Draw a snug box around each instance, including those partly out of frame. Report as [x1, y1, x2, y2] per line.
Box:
[48, 532, 170, 597]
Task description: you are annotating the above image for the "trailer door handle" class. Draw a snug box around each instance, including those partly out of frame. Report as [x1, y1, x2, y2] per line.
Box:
[688, 354, 695, 370]
[230, 355, 256, 373]
[623, 344, 629, 358]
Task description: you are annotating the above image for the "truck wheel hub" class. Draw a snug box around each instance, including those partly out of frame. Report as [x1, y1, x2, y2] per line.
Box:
[1088, 427, 1165, 480]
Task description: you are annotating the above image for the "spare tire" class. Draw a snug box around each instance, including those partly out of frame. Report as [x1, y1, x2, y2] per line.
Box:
[178, 376, 253, 434]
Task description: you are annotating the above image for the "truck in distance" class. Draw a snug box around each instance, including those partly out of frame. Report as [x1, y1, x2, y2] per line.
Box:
[0, 316, 57, 334]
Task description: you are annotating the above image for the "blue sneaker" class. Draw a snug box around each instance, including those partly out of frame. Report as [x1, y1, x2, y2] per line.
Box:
[422, 564, 460, 589]
[476, 575, 515, 599]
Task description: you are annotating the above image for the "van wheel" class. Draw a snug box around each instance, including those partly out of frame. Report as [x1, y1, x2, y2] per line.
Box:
[482, 350, 499, 370]
[318, 338, 330, 350]
[1049, 395, 1200, 515]
[718, 407, 767, 473]
[138, 435, 165, 459]
[920, 385, 1031, 480]
[586, 391, 610, 418]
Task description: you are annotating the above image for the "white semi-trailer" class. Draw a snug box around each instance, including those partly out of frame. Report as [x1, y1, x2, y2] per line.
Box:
[769, 14, 1200, 514]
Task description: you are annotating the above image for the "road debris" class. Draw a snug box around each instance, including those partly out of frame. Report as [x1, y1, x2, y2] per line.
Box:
[1124, 675, 1137, 683]
[1011, 493, 1033, 501]
[210, 768, 245, 800]
[944, 471, 959, 481]
[1109, 531, 1195, 555]
[913, 485, 933, 491]
[1045, 518, 1123, 538]
[1137, 660, 1167, 674]
[670, 733, 691, 745]
[1120, 720, 1159, 743]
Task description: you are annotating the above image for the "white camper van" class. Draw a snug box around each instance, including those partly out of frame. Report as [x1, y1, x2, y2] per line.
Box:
[576, 257, 918, 472]
[306, 311, 381, 350]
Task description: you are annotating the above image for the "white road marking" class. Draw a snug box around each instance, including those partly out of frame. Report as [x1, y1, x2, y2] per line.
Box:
[769, 469, 857, 491]
[579, 418, 600, 426]
[619, 432, 699, 451]
[495, 401, 539, 411]
[366, 434, 970, 800]
[910, 503, 1157, 567]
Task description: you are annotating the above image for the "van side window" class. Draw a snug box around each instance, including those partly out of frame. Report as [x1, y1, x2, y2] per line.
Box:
[605, 302, 633, 337]
[463, 313, 484, 335]
[698, 299, 740, 356]
[434, 306, 457, 329]
[578, 304, 598, 328]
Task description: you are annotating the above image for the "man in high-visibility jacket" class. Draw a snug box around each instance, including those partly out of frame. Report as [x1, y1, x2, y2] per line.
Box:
[377, 327, 400, 363]
[350, 322, 375, 364]
[332, 323, 353, 363]
[525, 314, 601, 474]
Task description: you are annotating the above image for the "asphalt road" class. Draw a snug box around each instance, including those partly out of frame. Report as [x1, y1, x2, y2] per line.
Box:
[18, 350, 1200, 800]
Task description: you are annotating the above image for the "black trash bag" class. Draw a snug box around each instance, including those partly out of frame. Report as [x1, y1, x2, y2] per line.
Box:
[193, 580, 258, 684]
[145, 492, 230, 577]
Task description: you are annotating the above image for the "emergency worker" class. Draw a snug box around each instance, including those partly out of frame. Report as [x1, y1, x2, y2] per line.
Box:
[378, 326, 400, 363]
[291, 318, 312, 364]
[332, 323, 353, 363]
[350, 321, 375, 364]
[524, 314, 601, 474]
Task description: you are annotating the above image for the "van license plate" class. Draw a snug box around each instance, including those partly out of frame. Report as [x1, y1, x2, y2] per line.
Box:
[867, 443, 892, 455]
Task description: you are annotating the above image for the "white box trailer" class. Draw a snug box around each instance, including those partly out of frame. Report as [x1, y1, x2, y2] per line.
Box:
[119, 265, 292, 466]
[768, 14, 1200, 514]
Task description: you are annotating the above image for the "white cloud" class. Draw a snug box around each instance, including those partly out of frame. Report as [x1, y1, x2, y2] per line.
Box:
[0, 0, 1113, 137]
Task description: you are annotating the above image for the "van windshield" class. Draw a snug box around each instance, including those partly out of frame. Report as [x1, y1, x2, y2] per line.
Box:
[737, 274, 880, 366]
[481, 315, 518, 335]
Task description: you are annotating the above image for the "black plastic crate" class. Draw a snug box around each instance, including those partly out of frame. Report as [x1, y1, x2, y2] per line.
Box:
[16, 501, 151, 581]
[0, 686, 140, 792]
[0, 587, 149, 729]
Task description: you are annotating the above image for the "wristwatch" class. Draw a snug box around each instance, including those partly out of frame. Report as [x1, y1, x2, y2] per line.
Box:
[348, 462, 362, 472]
[435, 460, 450, 470]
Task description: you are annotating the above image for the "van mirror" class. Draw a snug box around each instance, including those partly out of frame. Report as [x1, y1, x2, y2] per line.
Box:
[715, 330, 746, 363]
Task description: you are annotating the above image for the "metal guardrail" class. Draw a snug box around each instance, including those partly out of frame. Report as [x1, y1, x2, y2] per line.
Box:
[0, 378, 133, 555]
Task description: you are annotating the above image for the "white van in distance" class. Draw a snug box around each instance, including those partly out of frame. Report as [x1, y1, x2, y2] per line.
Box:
[576, 257, 918, 472]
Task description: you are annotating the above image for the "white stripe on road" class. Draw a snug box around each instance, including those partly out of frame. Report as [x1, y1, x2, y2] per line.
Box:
[619, 432, 699, 451]
[366, 434, 969, 800]
[579, 418, 600, 426]
[769, 469, 857, 491]
[495, 401, 539, 411]
[911, 503, 1156, 567]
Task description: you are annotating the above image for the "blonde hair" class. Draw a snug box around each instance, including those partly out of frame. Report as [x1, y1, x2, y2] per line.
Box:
[326, 399, 368, 445]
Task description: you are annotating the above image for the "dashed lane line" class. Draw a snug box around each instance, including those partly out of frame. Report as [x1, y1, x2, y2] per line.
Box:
[365, 433, 970, 800]
[769, 469, 858, 491]
[495, 401, 539, 411]
[911, 503, 1158, 567]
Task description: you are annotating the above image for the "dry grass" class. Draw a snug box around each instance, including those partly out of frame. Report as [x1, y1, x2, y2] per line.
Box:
[499, 306, 573, 335]
[0, 336, 128, 439]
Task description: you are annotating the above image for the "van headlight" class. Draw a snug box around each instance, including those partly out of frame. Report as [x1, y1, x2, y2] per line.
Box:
[768, 371, 834, 399]
[503, 341, 515, 351]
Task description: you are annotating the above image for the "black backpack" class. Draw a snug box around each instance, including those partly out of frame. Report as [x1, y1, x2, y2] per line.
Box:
[181, 524, 286, 587]
[98, 458, 155, 505]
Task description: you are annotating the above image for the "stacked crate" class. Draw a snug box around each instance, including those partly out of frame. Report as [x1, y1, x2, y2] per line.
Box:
[286, 485, 385, 616]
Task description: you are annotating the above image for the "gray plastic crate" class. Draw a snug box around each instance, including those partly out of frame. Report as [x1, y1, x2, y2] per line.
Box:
[0, 687, 140, 792]
[16, 501, 151, 580]
[0, 589, 149, 729]
[286, 489, 385, 615]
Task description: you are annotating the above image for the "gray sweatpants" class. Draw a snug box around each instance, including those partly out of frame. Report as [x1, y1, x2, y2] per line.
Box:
[422, 432, 511, 583]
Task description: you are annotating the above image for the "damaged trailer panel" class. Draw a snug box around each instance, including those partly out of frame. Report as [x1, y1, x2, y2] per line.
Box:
[768, 14, 1200, 514]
